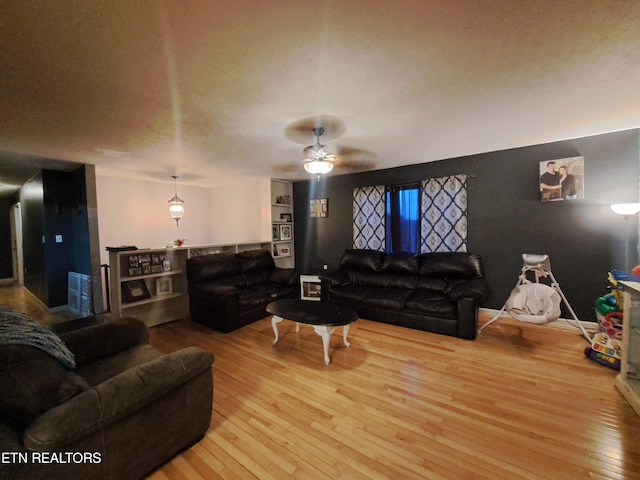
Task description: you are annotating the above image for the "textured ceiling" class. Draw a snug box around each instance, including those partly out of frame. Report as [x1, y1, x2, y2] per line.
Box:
[1, 0, 640, 190]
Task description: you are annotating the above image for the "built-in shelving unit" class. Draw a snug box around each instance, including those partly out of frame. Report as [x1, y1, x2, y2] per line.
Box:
[617, 281, 640, 417]
[109, 241, 271, 326]
[271, 179, 295, 268]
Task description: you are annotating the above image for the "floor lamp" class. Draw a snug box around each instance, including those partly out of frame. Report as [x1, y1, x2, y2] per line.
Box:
[610, 203, 640, 272]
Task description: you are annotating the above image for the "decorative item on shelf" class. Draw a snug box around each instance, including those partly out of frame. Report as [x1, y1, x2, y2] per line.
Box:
[274, 195, 291, 205]
[272, 224, 280, 241]
[168, 175, 185, 226]
[122, 280, 151, 303]
[162, 260, 172, 272]
[156, 277, 173, 296]
[280, 246, 290, 255]
[280, 213, 292, 222]
[273, 244, 279, 256]
[279, 224, 292, 241]
[611, 202, 640, 272]
[310, 198, 329, 218]
[176, 238, 185, 247]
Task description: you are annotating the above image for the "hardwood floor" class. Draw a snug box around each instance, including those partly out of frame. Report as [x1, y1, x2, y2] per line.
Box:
[3, 285, 639, 478]
[147, 314, 640, 480]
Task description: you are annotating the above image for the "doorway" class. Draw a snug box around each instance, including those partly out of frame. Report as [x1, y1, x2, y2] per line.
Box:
[10, 202, 24, 286]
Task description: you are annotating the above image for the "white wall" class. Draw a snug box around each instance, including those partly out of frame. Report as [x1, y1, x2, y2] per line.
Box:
[209, 178, 271, 244]
[96, 175, 274, 266]
[96, 175, 212, 265]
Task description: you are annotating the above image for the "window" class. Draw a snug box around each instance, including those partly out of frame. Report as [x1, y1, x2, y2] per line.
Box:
[385, 185, 420, 253]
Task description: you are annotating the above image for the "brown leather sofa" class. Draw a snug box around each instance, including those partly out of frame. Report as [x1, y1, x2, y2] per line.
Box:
[320, 249, 488, 339]
[0, 312, 214, 480]
[186, 249, 299, 333]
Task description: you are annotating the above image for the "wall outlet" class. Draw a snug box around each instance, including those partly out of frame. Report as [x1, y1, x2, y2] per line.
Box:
[323, 264, 328, 270]
[55, 235, 63, 243]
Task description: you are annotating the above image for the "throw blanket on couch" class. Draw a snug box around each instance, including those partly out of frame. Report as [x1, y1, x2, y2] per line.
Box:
[0, 306, 75, 370]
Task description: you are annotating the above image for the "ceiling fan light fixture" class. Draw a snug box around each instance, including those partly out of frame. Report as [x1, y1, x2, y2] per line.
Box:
[304, 159, 334, 175]
[303, 127, 334, 176]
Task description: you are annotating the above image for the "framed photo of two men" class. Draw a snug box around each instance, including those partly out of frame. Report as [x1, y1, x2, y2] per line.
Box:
[539, 156, 584, 202]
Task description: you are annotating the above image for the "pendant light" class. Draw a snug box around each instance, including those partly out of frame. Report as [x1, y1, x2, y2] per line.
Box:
[168, 175, 184, 226]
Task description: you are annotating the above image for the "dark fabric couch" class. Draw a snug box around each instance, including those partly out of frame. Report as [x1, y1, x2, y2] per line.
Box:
[0, 313, 214, 480]
[320, 249, 488, 340]
[186, 249, 299, 333]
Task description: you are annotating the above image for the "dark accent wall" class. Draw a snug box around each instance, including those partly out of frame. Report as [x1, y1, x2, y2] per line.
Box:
[20, 168, 93, 308]
[293, 129, 640, 322]
[0, 192, 19, 279]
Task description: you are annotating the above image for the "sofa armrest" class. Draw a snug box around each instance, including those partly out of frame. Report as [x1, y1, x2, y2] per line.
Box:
[23, 347, 214, 450]
[269, 268, 299, 287]
[319, 269, 350, 287]
[447, 278, 488, 302]
[59, 318, 149, 368]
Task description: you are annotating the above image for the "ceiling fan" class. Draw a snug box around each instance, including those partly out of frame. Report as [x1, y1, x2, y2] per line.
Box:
[274, 116, 378, 178]
[303, 127, 336, 175]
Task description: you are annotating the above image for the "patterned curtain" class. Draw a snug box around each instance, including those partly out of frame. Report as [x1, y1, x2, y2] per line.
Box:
[420, 175, 468, 253]
[353, 185, 386, 251]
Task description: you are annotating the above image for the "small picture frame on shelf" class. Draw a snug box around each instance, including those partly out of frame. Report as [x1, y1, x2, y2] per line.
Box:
[139, 254, 151, 264]
[162, 260, 172, 272]
[156, 277, 173, 296]
[151, 265, 163, 273]
[280, 246, 290, 255]
[142, 263, 152, 275]
[128, 267, 143, 277]
[272, 224, 280, 241]
[280, 213, 292, 222]
[122, 279, 151, 303]
[128, 255, 139, 267]
[279, 224, 292, 241]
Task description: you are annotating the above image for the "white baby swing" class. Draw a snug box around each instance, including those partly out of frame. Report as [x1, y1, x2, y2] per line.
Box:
[478, 254, 591, 341]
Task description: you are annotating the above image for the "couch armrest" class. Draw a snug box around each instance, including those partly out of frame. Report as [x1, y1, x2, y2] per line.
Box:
[319, 269, 350, 287]
[269, 268, 299, 287]
[59, 318, 149, 368]
[447, 278, 488, 302]
[23, 347, 214, 450]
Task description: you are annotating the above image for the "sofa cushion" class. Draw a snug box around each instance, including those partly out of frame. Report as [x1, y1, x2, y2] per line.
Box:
[362, 288, 412, 310]
[380, 252, 419, 275]
[340, 249, 385, 272]
[76, 344, 162, 386]
[418, 252, 483, 278]
[0, 345, 90, 429]
[405, 291, 457, 319]
[416, 276, 448, 293]
[237, 289, 271, 312]
[243, 269, 270, 287]
[329, 284, 371, 304]
[187, 252, 241, 285]
[237, 249, 275, 273]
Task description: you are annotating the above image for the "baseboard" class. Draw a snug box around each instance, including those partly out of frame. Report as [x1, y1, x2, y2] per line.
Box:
[479, 307, 598, 333]
[0, 278, 15, 285]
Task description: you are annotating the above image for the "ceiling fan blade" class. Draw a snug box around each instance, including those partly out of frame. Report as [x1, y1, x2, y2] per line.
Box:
[285, 116, 346, 144]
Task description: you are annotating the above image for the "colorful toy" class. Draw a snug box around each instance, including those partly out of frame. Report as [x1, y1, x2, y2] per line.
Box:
[584, 312, 623, 370]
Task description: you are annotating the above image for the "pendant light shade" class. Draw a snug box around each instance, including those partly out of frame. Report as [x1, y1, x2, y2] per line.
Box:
[168, 176, 184, 226]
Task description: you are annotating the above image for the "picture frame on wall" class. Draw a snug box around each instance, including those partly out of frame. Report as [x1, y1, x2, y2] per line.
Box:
[310, 198, 329, 217]
[279, 224, 292, 241]
[539, 156, 584, 202]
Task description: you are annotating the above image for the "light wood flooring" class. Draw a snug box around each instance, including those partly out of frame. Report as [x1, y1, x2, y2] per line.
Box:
[2, 285, 639, 479]
[147, 314, 640, 480]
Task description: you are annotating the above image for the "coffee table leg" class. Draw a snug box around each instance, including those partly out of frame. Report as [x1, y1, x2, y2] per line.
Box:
[271, 315, 283, 346]
[313, 325, 335, 365]
[343, 324, 351, 347]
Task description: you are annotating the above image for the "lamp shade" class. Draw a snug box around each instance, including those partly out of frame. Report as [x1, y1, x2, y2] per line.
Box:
[611, 203, 640, 216]
[304, 159, 334, 175]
